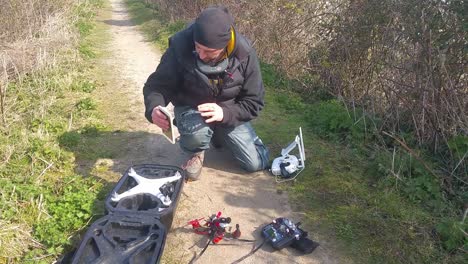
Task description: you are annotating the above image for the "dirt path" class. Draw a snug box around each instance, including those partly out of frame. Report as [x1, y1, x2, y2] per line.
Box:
[97, 0, 338, 263]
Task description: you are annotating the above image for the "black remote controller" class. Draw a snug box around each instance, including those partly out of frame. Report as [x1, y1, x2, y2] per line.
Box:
[261, 218, 302, 250]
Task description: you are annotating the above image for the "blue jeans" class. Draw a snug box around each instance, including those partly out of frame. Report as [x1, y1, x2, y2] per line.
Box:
[174, 106, 269, 172]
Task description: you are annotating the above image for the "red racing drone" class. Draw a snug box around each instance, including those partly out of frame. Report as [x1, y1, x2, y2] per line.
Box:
[188, 211, 241, 243]
[187, 211, 252, 263]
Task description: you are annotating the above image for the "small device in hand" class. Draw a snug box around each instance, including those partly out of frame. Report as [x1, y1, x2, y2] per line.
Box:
[262, 217, 319, 254]
[157, 106, 176, 144]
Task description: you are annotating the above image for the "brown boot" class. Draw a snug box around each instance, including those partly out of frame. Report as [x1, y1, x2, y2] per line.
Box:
[183, 151, 204, 181]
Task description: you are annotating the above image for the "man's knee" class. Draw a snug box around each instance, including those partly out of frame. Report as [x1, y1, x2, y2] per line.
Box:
[241, 137, 269, 172]
[239, 148, 269, 172]
[241, 159, 263, 172]
[179, 126, 212, 152]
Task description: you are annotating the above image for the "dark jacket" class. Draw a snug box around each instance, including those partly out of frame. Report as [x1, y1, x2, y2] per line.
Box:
[143, 25, 265, 127]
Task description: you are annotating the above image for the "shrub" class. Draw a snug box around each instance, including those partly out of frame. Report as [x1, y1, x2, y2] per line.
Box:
[436, 218, 468, 252]
[306, 100, 368, 142]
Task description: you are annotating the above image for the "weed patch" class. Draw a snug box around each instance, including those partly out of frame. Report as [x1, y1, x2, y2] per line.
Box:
[79, 42, 97, 58]
[436, 218, 468, 252]
[33, 175, 104, 255]
[76, 97, 97, 111]
[71, 79, 96, 93]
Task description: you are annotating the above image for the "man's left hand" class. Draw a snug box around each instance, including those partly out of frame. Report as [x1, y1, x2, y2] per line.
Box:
[198, 103, 223, 123]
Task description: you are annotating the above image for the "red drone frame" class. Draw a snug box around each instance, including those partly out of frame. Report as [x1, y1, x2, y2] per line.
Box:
[187, 211, 241, 244]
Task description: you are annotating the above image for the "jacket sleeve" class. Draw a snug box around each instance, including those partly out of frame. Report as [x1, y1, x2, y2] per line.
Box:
[143, 47, 180, 123]
[220, 50, 265, 126]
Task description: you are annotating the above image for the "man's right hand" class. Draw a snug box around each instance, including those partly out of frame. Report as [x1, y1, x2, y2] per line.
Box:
[151, 106, 170, 130]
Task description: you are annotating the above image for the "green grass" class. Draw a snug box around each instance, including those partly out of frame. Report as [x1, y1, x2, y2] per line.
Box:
[0, 0, 111, 263]
[119, 1, 467, 263]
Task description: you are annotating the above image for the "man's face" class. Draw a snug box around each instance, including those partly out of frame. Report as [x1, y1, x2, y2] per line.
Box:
[195, 42, 225, 65]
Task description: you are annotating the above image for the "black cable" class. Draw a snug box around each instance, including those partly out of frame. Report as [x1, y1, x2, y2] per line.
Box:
[211, 238, 256, 246]
[223, 238, 256, 243]
[230, 238, 268, 264]
[234, 238, 256, 243]
[188, 226, 217, 264]
[198, 238, 212, 257]
[188, 237, 212, 264]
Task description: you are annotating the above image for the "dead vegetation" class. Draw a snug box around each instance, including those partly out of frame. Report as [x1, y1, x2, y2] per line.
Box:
[0, 220, 43, 260]
[0, 0, 77, 126]
[0, 0, 76, 75]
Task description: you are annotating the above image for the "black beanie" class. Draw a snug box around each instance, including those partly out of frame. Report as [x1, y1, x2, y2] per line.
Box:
[193, 6, 234, 49]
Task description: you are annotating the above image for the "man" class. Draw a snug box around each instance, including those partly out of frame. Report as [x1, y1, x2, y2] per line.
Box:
[143, 6, 269, 180]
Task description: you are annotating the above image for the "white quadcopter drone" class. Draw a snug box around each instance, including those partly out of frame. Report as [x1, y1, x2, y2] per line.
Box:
[111, 168, 181, 207]
[271, 127, 306, 182]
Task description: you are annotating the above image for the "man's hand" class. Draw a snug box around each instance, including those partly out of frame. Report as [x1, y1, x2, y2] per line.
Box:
[151, 106, 170, 130]
[198, 103, 223, 123]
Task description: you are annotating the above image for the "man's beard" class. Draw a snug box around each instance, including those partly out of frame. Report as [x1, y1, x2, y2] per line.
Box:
[200, 51, 226, 66]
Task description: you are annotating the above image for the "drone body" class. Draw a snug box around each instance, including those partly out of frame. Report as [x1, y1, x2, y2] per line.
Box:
[110, 168, 181, 206]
